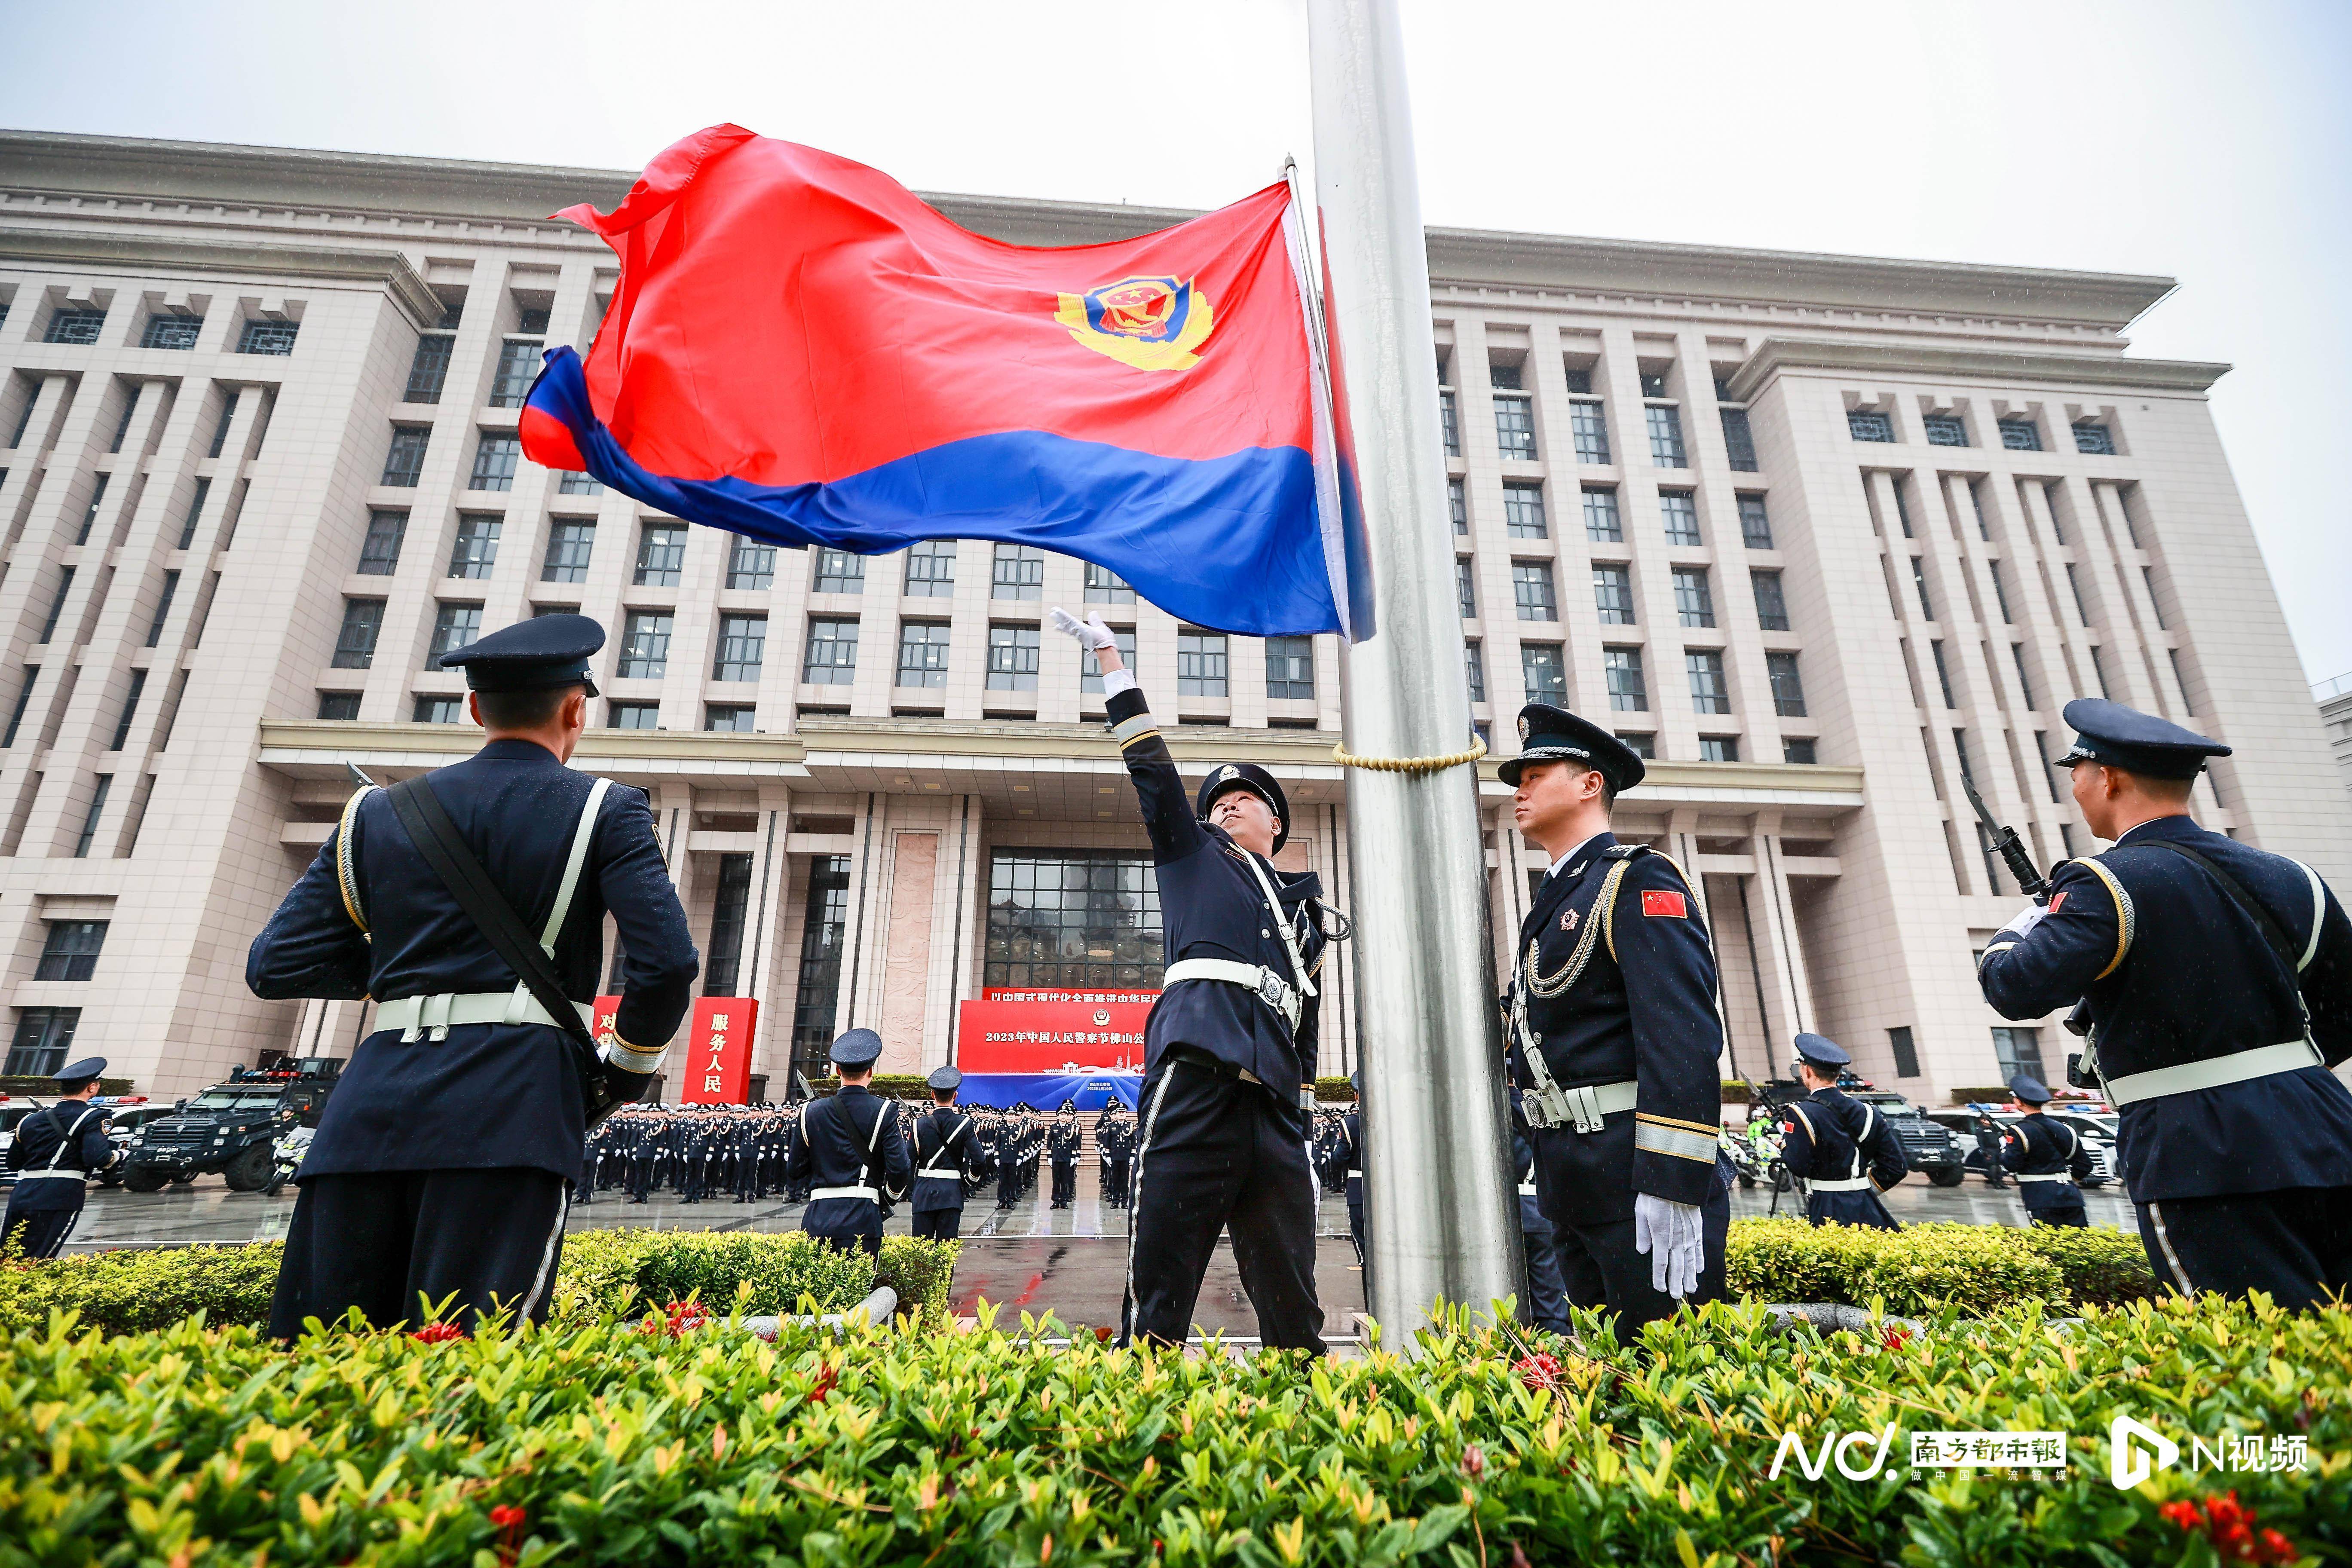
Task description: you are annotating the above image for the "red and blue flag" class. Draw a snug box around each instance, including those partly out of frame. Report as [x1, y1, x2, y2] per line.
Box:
[522, 125, 1369, 638]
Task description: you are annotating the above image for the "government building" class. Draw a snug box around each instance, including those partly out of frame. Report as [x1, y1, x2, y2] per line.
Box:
[1, 130, 2341, 1105]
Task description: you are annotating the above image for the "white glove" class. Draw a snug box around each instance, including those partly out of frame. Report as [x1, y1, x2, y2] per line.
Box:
[1049, 607, 1116, 651]
[1632, 1192, 1706, 1301]
[1997, 900, 2050, 940]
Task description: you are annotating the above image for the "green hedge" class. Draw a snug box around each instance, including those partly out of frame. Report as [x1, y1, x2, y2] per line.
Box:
[0, 1294, 2342, 1565]
[0, 1231, 959, 1338]
[1727, 1219, 2155, 1314]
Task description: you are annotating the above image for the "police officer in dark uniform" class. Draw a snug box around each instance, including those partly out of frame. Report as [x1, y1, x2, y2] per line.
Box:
[1054, 609, 1341, 1354]
[910, 1065, 977, 1241]
[1340, 1073, 1368, 1271]
[1777, 1033, 1906, 1229]
[1998, 1073, 2093, 1226]
[1972, 1106, 2011, 1188]
[1980, 699, 2352, 1306]
[1047, 1101, 1081, 1209]
[1, 1057, 120, 1258]
[248, 615, 698, 1334]
[789, 1029, 912, 1256]
[1502, 704, 1731, 1332]
[1509, 1090, 1572, 1334]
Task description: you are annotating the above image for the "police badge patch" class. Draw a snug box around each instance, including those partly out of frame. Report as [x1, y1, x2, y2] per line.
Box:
[1055, 276, 1216, 371]
[1560, 906, 1580, 932]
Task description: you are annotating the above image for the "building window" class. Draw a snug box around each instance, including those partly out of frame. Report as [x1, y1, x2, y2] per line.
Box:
[1494, 395, 1537, 460]
[318, 692, 361, 721]
[1456, 559, 1476, 620]
[208, 391, 242, 459]
[179, 478, 211, 548]
[1640, 371, 1669, 398]
[1990, 564, 2014, 623]
[1886, 1026, 1920, 1078]
[1697, 736, 1738, 762]
[986, 623, 1042, 691]
[814, 547, 864, 595]
[790, 856, 855, 1076]
[606, 701, 659, 730]
[1767, 650, 1807, 716]
[1604, 647, 1647, 710]
[405, 334, 453, 403]
[1912, 556, 1935, 619]
[542, 521, 594, 582]
[636, 524, 688, 586]
[701, 852, 755, 996]
[2073, 422, 2116, 455]
[1618, 731, 1656, 759]
[1582, 487, 1622, 542]
[413, 695, 465, 724]
[1464, 641, 1486, 703]
[1570, 399, 1610, 465]
[109, 668, 146, 750]
[1265, 636, 1315, 700]
[1752, 570, 1789, 631]
[1564, 367, 1595, 395]
[2, 668, 35, 748]
[992, 544, 1046, 600]
[1645, 404, 1686, 467]
[1593, 564, 1637, 625]
[618, 611, 672, 678]
[1687, 649, 1730, 714]
[36, 920, 107, 981]
[1659, 490, 1701, 546]
[1991, 1026, 2045, 1082]
[358, 510, 406, 575]
[1922, 413, 1969, 447]
[447, 514, 501, 579]
[72, 776, 112, 856]
[985, 849, 1164, 990]
[722, 536, 775, 591]
[905, 539, 956, 597]
[1733, 493, 1772, 550]
[1502, 481, 1547, 538]
[469, 434, 521, 491]
[429, 603, 483, 663]
[1522, 643, 1567, 703]
[239, 320, 297, 356]
[1177, 629, 1228, 696]
[896, 621, 950, 687]
[78, 474, 108, 543]
[706, 704, 756, 732]
[1930, 638, 1957, 707]
[1083, 561, 1135, 603]
[1512, 562, 1558, 622]
[39, 567, 74, 644]
[141, 313, 202, 351]
[1440, 389, 1460, 458]
[45, 307, 108, 345]
[1848, 410, 1894, 443]
[381, 428, 430, 487]
[5, 1007, 81, 1077]
[2088, 642, 2110, 698]
[712, 614, 766, 681]
[1998, 418, 2043, 452]
[2011, 643, 2037, 709]
[1672, 567, 1715, 628]
[2065, 563, 2091, 625]
[2169, 648, 2193, 712]
[488, 339, 542, 407]
[1783, 737, 1818, 765]
[557, 471, 604, 496]
[144, 570, 180, 647]
[333, 599, 384, 669]
[1719, 407, 1758, 471]
[1449, 479, 1468, 536]
[1080, 628, 1137, 694]
[802, 618, 859, 684]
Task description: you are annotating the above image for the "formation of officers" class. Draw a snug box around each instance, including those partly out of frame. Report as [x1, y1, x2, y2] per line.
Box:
[218, 594, 2349, 1338]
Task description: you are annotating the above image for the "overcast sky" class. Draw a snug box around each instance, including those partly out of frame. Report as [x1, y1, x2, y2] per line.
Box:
[6, 0, 2346, 683]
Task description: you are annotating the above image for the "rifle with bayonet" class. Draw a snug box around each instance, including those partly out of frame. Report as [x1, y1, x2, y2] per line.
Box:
[1958, 770, 2049, 900]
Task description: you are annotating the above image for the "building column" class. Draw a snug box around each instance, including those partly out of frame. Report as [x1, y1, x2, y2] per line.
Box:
[1746, 818, 1817, 1053]
[737, 784, 793, 1094]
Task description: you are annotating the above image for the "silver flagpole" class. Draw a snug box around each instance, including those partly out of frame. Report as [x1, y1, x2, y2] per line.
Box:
[1306, 0, 1522, 1341]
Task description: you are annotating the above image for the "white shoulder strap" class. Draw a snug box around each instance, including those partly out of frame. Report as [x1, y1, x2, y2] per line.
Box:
[868, 1099, 891, 1151]
[1852, 1104, 1877, 1181]
[46, 1106, 102, 1172]
[2289, 859, 2325, 971]
[1238, 847, 1315, 998]
[505, 776, 612, 1026]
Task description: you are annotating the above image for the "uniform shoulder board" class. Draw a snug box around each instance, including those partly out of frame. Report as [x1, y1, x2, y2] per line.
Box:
[1602, 843, 1648, 861]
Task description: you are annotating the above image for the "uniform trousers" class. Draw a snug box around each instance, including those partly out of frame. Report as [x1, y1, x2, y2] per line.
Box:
[1344, 1178, 1366, 1271]
[267, 1168, 570, 1338]
[2136, 1186, 2352, 1310]
[1106, 1157, 1131, 1207]
[1050, 1161, 1076, 1207]
[910, 1205, 963, 1242]
[2023, 1190, 2088, 1228]
[803, 1195, 884, 1257]
[1550, 1180, 1731, 1336]
[0, 1199, 83, 1260]
[1121, 1059, 1325, 1354]
[1518, 1194, 1572, 1335]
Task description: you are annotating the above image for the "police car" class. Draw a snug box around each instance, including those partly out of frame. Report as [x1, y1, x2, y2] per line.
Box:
[1843, 1090, 1969, 1187]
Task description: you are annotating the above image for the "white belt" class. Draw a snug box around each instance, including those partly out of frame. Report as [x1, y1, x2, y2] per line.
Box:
[12, 1170, 88, 1182]
[2014, 1171, 2075, 1184]
[2104, 1039, 2323, 1108]
[808, 1185, 879, 1204]
[1517, 1182, 1538, 1196]
[1540, 1080, 1639, 1133]
[377, 990, 594, 1042]
[1162, 958, 1302, 1032]
[916, 1165, 961, 1180]
[1807, 1176, 1874, 1192]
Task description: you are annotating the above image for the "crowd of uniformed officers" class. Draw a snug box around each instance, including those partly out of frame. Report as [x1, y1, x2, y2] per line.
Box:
[196, 602, 2350, 1338]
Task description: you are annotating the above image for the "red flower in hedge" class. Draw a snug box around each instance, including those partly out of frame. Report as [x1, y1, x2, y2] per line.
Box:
[1459, 1444, 1487, 1480]
[1880, 1326, 1911, 1353]
[808, 1361, 839, 1405]
[413, 1322, 463, 1344]
[2160, 1491, 2297, 1563]
[489, 1504, 527, 1567]
[1515, 1353, 1565, 1393]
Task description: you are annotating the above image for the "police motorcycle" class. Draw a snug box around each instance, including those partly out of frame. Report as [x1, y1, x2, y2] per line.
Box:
[261, 1125, 313, 1197]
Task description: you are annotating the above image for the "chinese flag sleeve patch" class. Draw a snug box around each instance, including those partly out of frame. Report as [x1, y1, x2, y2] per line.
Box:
[1642, 890, 1687, 919]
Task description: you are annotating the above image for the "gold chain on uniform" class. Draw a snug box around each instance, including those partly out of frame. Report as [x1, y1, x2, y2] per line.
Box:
[1521, 860, 1632, 998]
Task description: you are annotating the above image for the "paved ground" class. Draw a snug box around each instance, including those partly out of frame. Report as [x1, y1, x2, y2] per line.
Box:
[38, 1166, 2136, 1335]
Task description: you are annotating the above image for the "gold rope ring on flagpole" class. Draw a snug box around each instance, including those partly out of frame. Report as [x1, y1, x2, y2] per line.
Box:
[1329, 734, 1488, 774]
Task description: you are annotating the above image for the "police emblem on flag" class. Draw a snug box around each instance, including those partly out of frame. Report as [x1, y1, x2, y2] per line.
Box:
[1056, 276, 1216, 371]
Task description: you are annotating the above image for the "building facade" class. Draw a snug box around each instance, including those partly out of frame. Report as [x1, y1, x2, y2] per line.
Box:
[2318, 675, 2352, 793]
[1, 131, 2342, 1105]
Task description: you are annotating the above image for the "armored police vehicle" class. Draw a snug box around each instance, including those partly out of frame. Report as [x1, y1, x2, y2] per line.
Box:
[119, 1060, 339, 1192]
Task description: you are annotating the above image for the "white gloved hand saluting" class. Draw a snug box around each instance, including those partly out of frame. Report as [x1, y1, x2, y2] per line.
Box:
[1996, 900, 2050, 940]
[1632, 1191, 1706, 1300]
[1049, 607, 1116, 651]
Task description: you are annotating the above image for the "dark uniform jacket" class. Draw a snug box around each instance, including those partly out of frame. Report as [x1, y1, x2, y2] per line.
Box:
[1105, 686, 1328, 1108]
[1341, 1109, 1365, 1205]
[1508, 833, 1726, 1225]
[1780, 1087, 1906, 1228]
[910, 1107, 974, 1214]
[3, 1102, 117, 1212]
[246, 739, 699, 1184]
[1978, 815, 2352, 1201]
[788, 1085, 913, 1200]
[1048, 1119, 1080, 1166]
[1999, 1114, 2095, 1215]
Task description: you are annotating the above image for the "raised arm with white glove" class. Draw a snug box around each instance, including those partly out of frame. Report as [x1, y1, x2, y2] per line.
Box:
[1049, 606, 1133, 697]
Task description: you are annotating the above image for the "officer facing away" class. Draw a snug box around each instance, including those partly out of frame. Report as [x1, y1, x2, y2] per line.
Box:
[1, 1056, 121, 1258]
[790, 1029, 912, 1257]
[1502, 703, 1731, 1331]
[908, 1065, 976, 1242]
[1998, 1073, 2093, 1227]
[1053, 608, 1340, 1355]
[1979, 699, 2352, 1306]
[1776, 1033, 1906, 1230]
[248, 615, 699, 1334]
